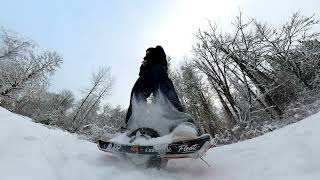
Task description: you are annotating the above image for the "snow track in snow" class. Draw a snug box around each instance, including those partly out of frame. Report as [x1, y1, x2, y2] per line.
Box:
[0, 107, 319, 180]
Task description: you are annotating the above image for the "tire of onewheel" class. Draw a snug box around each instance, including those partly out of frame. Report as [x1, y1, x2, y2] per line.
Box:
[160, 159, 168, 168]
[146, 156, 166, 168]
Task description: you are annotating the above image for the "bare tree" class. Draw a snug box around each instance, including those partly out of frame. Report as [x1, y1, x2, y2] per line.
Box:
[0, 29, 63, 99]
[255, 13, 320, 90]
[193, 12, 320, 124]
[193, 35, 240, 124]
[170, 62, 220, 135]
[71, 67, 113, 132]
[13, 90, 74, 126]
[96, 104, 126, 129]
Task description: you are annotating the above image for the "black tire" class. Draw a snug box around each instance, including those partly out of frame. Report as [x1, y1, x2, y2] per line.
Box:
[146, 156, 163, 168]
[126, 127, 164, 168]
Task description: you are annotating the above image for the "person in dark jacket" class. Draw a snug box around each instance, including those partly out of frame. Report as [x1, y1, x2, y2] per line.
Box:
[125, 46, 184, 124]
[124, 46, 198, 140]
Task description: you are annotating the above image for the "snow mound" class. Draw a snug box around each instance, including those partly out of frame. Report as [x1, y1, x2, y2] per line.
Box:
[0, 107, 320, 180]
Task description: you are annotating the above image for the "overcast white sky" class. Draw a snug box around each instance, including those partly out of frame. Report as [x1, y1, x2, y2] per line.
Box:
[0, 0, 319, 108]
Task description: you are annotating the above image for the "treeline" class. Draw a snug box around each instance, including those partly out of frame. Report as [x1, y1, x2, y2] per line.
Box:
[0, 28, 126, 141]
[1, 12, 320, 145]
[171, 12, 320, 144]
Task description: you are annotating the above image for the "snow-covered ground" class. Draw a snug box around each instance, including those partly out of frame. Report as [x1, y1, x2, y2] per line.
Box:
[0, 107, 319, 180]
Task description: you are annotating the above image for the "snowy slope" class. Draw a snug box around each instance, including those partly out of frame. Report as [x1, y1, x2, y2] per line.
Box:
[0, 107, 319, 180]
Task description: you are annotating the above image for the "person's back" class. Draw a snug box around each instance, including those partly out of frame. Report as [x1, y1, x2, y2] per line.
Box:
[125, 46, 184, 123]
[125, 46, 199, 140]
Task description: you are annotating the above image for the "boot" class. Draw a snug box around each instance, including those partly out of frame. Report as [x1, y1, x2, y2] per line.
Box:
[99, 132, 115, 142]
[172, 122, 198, 142]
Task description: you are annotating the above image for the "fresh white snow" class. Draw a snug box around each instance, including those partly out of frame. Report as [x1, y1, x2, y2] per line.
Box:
[0, 107, 319, 180]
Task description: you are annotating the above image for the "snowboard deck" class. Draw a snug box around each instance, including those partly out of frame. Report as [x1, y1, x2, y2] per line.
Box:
[97, 134, 213, 159]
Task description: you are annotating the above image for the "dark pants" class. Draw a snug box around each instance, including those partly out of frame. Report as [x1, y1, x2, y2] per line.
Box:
[125, 65, 184, 124]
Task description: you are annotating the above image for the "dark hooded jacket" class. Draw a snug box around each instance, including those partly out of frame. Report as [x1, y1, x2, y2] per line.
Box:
[125, 46, 186, 124]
